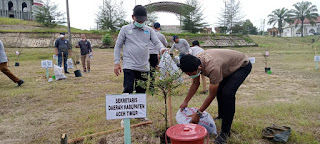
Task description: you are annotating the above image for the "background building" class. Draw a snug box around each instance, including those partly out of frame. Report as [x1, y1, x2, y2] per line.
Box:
[0, 0, 34, 20]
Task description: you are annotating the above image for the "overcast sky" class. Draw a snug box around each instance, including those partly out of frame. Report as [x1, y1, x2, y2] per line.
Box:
[53, 0, 320, 31]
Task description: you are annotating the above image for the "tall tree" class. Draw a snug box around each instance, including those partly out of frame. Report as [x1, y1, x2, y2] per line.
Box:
[267, 8, 292, 37]
[181, 0, 207, 33]
[242, 20, 258, 35]
[34, 0, 65, 28]
[291, 1, 319, 37]
[231, 20, 258, 35]
[96, 0, 126, 32]
[218, 0, 243, 33]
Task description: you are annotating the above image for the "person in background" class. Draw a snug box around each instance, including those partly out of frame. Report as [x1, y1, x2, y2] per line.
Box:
[114, 5, 166, 94]
[55, 32, 72, 74]
[169, 35, 190, 59]
[0, 40, 24, 87]
[148, 22, 168, 90]
[179, 49, 251, 144]
[76, 34, 92, 73]
[188, 40, 207, 94]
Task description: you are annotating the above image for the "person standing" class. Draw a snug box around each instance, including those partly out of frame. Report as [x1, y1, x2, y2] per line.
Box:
[188, 40, 207, 94]
[0, 40, 24, 87]
[76, 34, 92, 73]
[55, 32, 72, 74]
[179, 49, 251, 144]
[170, 35, 190, 59]
[148, 22, 168, 90]
[114, 5, 166, 94]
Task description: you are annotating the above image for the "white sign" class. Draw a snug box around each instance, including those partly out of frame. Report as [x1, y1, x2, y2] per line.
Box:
[53, 55, 58, 59]
[41, 60, 53, 68]
[265, 51, 269, 56]
[314, 56, 320, 62]
[106, 94, 147, 120]
[249, 57, 255, 64]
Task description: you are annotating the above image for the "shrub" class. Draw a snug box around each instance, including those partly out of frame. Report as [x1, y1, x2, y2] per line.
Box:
[102, 33, 113, 47]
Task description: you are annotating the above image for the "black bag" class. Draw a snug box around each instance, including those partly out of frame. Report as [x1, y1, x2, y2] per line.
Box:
[262, 124, 291, 143]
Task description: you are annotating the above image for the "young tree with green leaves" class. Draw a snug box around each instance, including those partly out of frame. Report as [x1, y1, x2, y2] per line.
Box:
[290, 1, 319, 37]
[96, 0, 126, 32]
[267, 8, 292, 37]
[181, 0, 207, 33]
[34, 0, 65, 28]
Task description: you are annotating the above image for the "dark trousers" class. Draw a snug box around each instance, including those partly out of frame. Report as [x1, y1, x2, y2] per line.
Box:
[216, 62, 252, 133]
[123, 69, 149, 94]
[149, 54, 158, 89]
[58, 53, 68, 73]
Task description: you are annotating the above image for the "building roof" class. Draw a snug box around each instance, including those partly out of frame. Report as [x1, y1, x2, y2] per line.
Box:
[33, 2, 43, 6]
[294, 16, 320, 24]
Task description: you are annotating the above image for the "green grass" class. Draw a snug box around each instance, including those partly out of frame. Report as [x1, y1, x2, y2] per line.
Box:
[0, 36, 320, 143]
[0, 17, 41, 26]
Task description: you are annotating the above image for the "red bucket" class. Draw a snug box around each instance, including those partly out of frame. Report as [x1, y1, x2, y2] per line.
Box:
[166, 124, 209, 144]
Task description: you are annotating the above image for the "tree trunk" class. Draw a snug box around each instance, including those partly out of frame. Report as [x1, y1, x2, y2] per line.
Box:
[164, 93, 168, 130]
[301, 21, 304, 37]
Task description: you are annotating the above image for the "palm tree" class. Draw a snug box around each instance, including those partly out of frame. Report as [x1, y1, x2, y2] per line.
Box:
[268, 8, 292, 37]
[291, 1, 319, 37]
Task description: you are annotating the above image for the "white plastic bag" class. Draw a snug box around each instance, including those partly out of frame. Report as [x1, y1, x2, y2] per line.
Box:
[159, 52, 183, 83]
[67, 58, 73, 69]
[54, 64, 67, 80]
[176, 107, 217, 135]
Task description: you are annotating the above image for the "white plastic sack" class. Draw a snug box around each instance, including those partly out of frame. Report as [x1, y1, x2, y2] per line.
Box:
[173, 56, 180, 64]
[67, 58, 73, 69]
[54, 64, 67, 80]
[158, 52, 183, 83]
[176, 107, 217, 135]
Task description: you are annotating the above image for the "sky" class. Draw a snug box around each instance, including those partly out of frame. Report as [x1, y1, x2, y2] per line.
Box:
[52, 0, 320, 31]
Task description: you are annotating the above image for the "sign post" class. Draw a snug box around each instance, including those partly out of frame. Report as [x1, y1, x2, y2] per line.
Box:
[106, 94, 147, 144]
[41, 60, 53, 79]
[249, 57, 255, 64]
[315, 56, 320, 70]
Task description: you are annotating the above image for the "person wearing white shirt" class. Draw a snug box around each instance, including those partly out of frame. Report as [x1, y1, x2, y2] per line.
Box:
[188, 40, 207, 94]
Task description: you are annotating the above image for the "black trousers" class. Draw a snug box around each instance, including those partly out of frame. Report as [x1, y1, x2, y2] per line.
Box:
[149, 54, 158, 89]
[123, 69, 149, 94]
[58, 53, 68, 73]
[216, 62, 252, 133]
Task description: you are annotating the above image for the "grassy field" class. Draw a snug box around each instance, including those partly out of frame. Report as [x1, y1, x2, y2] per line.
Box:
[0, 36, 320, 144]
[0, 17, 97, 34]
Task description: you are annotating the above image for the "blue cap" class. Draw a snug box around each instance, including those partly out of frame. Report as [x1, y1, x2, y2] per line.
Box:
[154, 22, 160, 29]
[173, 35, 179, 40]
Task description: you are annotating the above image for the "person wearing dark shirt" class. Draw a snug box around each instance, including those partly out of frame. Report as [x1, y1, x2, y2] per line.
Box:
[76, 34, 92, 73]
[55, 32, 72, 74]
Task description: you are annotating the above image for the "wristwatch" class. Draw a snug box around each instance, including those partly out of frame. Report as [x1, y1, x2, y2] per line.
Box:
[196, 110, 203, 117]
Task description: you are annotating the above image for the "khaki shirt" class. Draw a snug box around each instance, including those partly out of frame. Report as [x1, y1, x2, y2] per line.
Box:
[197, 49, 249, 84]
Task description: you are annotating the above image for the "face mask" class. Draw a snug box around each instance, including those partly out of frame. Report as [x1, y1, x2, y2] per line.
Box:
[134, 21, 145, 28]
[190, 70, 201, 79]
[60, 35, 65, 38]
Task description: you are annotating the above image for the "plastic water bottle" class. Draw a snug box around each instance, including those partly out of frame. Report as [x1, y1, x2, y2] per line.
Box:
[90, 53, 93, 59]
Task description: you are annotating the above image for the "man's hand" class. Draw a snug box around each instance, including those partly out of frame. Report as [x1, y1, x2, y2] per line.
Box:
[114, 64, 122, 76]
[55, 53, 58, 56]
[179, 102, 188, 112]
[188, 113, 200, 124]
[76, 45, 80, 48]
[161, 48, 168, 54]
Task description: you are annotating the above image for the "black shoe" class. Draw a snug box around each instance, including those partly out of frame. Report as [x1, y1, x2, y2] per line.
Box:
[214, 116, 222, 120]
[200, 90, 208, 94]
[84, 69, 86, 73]
[215, 133, 230, 144]
[17, 80, 24, 87]
[65, 71, 70, 74]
